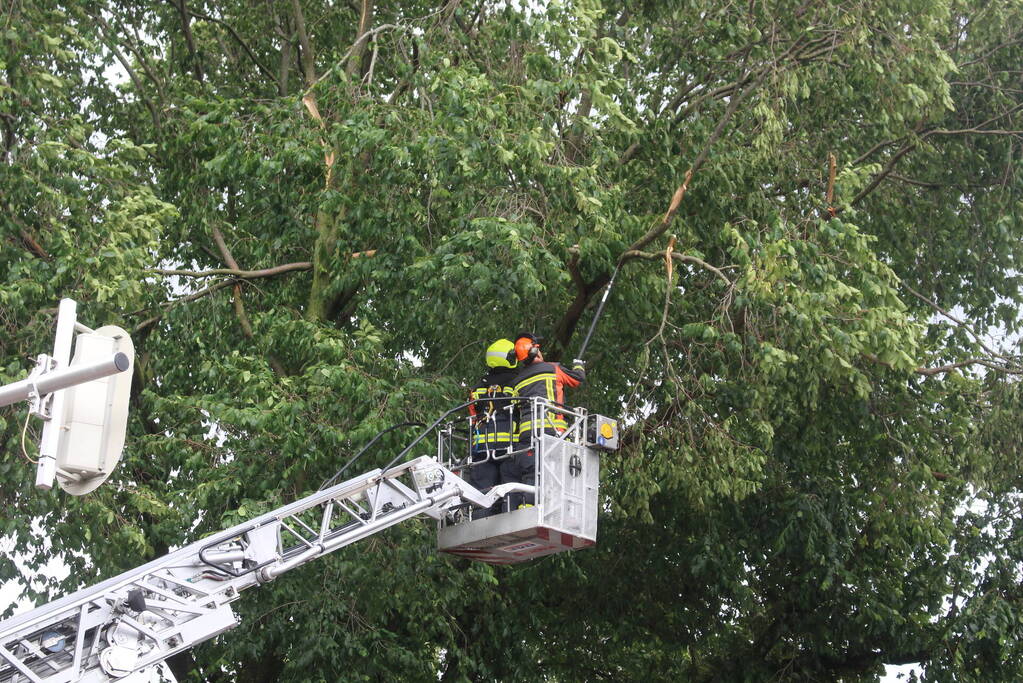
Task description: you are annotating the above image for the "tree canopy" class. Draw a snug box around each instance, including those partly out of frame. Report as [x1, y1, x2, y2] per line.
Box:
[2, 0, 1022, 680]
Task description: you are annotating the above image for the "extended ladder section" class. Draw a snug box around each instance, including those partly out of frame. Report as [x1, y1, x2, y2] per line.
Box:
[0, 456, 491, 683]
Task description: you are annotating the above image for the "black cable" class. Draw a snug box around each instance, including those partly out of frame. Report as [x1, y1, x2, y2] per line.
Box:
[321, 396, 525, 490]
[319, 421, 425, 490]
[382, 397, 521, 472]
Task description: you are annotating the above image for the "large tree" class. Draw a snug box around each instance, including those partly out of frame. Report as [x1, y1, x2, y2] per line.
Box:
[3, 1, 1022, 680]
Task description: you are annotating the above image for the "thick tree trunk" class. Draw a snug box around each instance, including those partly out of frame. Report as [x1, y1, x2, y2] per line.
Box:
[305, 208, 339, 323]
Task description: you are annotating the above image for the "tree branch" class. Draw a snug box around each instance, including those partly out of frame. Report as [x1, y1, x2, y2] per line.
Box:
[851, 136, 908, 166]
[888, 173, 945, 189]
[551, 269, 610, 357]
[17, 228, 49, 260]
[186, 8, 277, 84]
[92, 12, 161, 130]
[345, 0, 376, 80]
[132, 279, 237, 335]
[8, 210, 50, 260]
[619, 249, 733, 288]
[291, 0, 316, 86]
[915, 359, 1022, 376]
[151, 254, 374, 279]
[901, 281, 1021, 365]
[0, 111, 14, 161]
[269, 0, 293, 95]
[211, 223, 289, 376]
[622, 170, 693, 259]
[863, 352, 1023, 377]
[850, 102, 1023, 207]
[211, 224, 254, 337]
[171, 0, 204, 83]
[955, 33, 1023, 69]
[303, 23, 406, 94]
[927, 127, 1023, 136]
[100, 12, 166, 105]
[551, 243, 732, 356]
[152, 262, 313, 279]
[623, 52, 781, 259]
[825, 151, 836, 217]
[849, 141, 916, 207]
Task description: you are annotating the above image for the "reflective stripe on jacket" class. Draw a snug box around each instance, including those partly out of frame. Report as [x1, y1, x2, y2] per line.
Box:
[513, 361, 585, 436]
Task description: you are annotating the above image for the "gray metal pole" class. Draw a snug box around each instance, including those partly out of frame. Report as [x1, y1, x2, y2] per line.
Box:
[0, 352, 130, 409]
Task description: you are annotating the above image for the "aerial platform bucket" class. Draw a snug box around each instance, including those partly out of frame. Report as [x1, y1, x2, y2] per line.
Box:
[438, 410, 614, 564]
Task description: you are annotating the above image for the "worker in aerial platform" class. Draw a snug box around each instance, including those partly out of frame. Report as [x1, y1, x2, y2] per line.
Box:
[467, 339, 519, 517]
[503, 332, 586, 508]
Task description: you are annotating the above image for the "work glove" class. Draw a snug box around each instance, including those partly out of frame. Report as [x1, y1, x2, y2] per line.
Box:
[572, 358, 586, 371]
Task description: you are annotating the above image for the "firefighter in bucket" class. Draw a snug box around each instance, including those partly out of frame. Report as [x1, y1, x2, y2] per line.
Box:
[467, 339, 519, 517]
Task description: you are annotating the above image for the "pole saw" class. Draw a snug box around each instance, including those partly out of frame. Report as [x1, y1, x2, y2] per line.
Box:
[573, 262, 622, 367]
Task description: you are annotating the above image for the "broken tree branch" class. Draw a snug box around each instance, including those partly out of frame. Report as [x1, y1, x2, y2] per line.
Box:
[825, 152, 836, 219]
[621, 169, 693, 259]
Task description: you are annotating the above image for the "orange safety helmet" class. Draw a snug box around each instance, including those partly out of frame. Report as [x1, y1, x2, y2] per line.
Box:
[514, 332, 541, 363]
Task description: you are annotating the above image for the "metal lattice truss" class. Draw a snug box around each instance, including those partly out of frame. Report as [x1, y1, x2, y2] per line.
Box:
[0, 456, 493, 683]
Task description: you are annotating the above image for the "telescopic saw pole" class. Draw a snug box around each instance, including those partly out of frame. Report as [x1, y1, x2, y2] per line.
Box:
[574, 263, 622, 363]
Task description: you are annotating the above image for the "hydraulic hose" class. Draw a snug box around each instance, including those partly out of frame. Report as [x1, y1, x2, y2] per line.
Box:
[319, 421, 425, 490]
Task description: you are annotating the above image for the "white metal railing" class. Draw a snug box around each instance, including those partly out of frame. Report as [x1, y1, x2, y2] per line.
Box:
[438, 397, 588, 522]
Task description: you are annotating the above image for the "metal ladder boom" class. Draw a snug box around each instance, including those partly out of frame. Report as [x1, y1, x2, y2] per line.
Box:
[0, 456, 491, 683]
